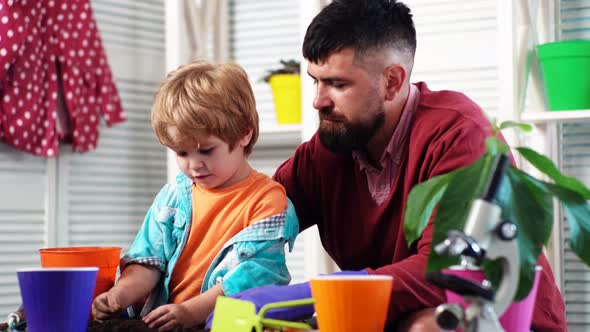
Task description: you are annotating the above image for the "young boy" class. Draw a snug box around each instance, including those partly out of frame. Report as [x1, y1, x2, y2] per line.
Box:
[91, 60, 299, 330]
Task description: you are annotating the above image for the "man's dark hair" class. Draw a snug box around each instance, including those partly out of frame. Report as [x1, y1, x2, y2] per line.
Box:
[303, 0, 416, 66]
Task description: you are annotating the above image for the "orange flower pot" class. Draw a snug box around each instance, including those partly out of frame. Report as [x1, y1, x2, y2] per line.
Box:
[39, 246, 121, 301]
[310, 275, 393, 332]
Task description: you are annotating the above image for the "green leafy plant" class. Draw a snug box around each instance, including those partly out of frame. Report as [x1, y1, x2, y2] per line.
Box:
[403, 121, 590, 300]
[261, 59, 300, 83]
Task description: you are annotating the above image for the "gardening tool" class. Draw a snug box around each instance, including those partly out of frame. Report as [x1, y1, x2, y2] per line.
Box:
[429, 154, 520, 332]
[0, 305, 26, 332]
[210, 296, 315, 332]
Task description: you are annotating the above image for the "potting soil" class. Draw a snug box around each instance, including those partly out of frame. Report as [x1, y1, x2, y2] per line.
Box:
[87, 319, 207, 332]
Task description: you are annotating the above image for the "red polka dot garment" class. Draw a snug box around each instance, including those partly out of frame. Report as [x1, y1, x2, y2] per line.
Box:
[0, 0, 126, 157]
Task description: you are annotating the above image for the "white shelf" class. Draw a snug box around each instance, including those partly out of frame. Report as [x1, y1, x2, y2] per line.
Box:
[260, 124, 302, 134]
[520, 110, 590, 123]
[257, 124, 302, 149]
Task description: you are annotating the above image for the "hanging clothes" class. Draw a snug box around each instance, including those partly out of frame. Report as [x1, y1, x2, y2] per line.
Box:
[0, 0, 126, 157]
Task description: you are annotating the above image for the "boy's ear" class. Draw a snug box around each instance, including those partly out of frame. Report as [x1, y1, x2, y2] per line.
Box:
[239, 129, 254, 147]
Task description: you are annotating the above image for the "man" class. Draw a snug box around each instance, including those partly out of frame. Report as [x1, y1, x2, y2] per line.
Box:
[216, 0, 567, 330]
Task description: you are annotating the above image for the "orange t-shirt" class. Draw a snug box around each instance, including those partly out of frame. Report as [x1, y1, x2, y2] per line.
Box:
[168, 170, 287, 304]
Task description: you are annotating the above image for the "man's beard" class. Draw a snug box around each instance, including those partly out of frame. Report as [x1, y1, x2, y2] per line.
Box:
[318, 108, 385, 153]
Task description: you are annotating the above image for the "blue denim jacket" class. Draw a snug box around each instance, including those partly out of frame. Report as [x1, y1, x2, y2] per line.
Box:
[121, 173, 299, 314]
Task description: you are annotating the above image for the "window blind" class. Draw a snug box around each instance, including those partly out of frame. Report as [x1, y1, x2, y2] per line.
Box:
[228, 0, 305, 283]
[0, 145, 47, 318]
[560, 122, 590, 329]
[63, 0, 167, 249]
[0, 0, 167, 318]
[229, 0, 301, 130]
[559, 1, 590, 329]
[406, 0, 500, 116]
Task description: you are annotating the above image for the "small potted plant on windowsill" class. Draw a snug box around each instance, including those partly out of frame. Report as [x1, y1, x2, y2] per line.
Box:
[261, 59, 302, 125]
[402, 121, 590, 325]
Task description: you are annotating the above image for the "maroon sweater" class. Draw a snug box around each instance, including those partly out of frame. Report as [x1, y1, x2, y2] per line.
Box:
[274, 83, 566, 330]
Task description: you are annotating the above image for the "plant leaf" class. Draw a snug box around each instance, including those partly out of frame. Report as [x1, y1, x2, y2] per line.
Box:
[403, 173, 452, 246]
[495, 168, 553, 300]
[495, 169, 590, 299]
[516, 147, 590, 199]
[534, 182, 590, 267]
[425, 155, 554, 301]
[499, 121, 533, 132]
[261, 59, 301, 82]
[427, 154, 494, 273]
[403, 144, 590, 302]
[485, 137, 509, 156]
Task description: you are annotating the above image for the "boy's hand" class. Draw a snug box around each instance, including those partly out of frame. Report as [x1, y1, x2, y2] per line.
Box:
[92, 290, 125, 320]
[143, 303, 194, 331]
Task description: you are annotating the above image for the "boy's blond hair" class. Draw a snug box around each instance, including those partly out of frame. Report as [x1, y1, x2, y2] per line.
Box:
[152, 60, 259, 155]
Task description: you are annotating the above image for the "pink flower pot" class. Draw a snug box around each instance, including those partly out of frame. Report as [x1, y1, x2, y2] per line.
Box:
[444, 266, 541, 332]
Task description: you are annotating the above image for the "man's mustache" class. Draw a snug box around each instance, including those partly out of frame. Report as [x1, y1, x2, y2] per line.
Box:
[319, 107, 332, 117]
[319, 107, 345, 122]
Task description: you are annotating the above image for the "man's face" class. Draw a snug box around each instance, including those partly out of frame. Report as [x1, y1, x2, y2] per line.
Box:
[307, 48, 385, 153]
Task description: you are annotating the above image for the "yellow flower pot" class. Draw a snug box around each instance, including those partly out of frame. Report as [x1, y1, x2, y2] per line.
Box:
[269, 74, 301, 124]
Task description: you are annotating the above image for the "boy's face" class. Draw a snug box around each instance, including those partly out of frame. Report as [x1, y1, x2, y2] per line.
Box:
[166, 126, 252, 189]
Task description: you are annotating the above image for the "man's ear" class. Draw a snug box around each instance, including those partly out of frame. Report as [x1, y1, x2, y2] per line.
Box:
[239, 129, 254, 147]
[383, 64, 406, 101]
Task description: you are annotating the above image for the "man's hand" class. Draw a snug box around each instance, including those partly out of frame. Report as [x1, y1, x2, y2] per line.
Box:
[142, 303, 195, 331]
[92, 290, 125, 320]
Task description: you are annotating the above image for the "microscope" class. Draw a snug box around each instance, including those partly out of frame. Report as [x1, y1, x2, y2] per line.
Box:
[427, 154, 520, 332]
